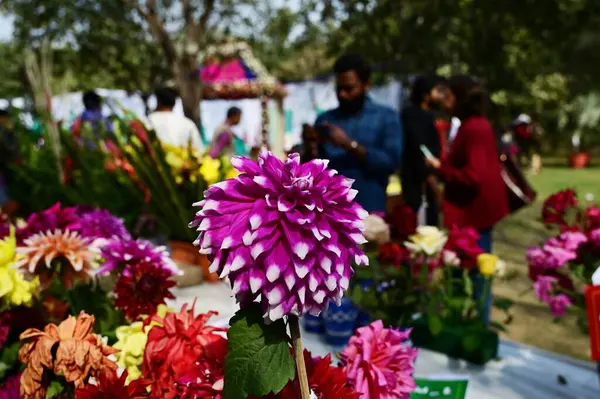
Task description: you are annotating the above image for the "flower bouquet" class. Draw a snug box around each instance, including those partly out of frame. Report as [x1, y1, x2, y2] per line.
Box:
[0, 203, 180, 397]
[351, 214, 509, 365]
[528, 189, 600, 333]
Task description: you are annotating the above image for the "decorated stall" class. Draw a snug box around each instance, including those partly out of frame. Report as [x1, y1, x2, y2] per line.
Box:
[198, 40, 287, 158]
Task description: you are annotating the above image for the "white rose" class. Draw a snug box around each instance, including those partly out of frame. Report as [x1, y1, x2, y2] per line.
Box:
[404, 226, 448, 256]
[363, 214, 390, 245]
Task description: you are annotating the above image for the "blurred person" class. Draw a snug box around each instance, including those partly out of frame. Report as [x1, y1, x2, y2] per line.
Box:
[0, 109, 19, 213]
[315, 53, 403, 213]
[425, 75, 509, 324]
[401, 75, 447, 226]
[208, 106, 247, 159]
[72, 91, 113, 143]
[289, 124, 320, 163]
[148, 87, 203, 151]
[511, 113, 542, 172]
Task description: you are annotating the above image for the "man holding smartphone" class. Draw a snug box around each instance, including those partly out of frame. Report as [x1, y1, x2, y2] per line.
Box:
[315, 54, 403, 213]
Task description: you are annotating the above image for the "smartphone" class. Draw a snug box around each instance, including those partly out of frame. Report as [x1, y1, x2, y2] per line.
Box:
[315, 124, 330, 138]
[420, 145, 435, 160]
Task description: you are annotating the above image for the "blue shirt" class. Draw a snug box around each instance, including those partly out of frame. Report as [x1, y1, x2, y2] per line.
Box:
[316, 98, 403, 212]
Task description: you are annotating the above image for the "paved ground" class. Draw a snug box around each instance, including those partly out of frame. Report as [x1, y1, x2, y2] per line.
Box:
[168, 283, 599, 399]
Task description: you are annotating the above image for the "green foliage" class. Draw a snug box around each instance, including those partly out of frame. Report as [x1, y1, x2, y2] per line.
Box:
[224, 303, 295, 399]
[0, 341, 22, 380]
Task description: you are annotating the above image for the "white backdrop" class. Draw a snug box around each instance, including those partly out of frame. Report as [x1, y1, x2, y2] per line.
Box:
[4, 80, 403, 151]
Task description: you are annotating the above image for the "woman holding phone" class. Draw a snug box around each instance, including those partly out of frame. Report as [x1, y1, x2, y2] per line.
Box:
[425, 75, 509, 325]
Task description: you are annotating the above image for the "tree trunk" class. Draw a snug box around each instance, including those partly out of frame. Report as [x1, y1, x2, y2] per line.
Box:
[173, 55, 202, 128]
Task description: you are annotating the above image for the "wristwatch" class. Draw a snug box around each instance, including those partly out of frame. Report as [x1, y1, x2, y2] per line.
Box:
[349, 140, 359, 150]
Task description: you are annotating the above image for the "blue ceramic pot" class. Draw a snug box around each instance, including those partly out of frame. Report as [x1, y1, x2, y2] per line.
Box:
[323, 298, 359, 346]
[302, 313, 324, 334]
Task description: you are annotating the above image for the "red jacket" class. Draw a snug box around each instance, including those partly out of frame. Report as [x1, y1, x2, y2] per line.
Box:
[440, 116, 509, 230]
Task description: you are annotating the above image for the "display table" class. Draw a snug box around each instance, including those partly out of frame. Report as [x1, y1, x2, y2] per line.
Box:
[168, 284, 599, 399]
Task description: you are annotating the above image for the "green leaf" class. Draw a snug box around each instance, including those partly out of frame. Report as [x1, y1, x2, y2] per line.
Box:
[0, 341, 22, 379]
[46, 380, 65, 398]
[428, 314, 444, 336]
[223, 303, 295, 399]
[461, 333, 482, 352]
[489, 321, 507, 333]
[493, 297, 514, 311]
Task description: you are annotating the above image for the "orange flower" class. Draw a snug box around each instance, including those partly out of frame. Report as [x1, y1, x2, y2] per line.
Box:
[15, 230, 99, 289]
[18, 312, 118, 399]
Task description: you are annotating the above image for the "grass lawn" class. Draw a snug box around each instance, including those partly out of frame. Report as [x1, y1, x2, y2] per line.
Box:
[492, 166, 600, 360]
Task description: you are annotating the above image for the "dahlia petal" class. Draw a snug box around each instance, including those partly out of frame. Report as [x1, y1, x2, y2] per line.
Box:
[232, 273, 249, 295]
[231, 155, 261, 175]
[297, 286, 306, 305]
[249, 270, 266, 294]
[284, 269, 296, 290]
[268, 304, 285, 321]
[325, 275, 338, 291]
[308, 273, 320, 292]
[313, 290, 326, 304]
[319, 254, 333, 274]
[266, 285, 285, 306]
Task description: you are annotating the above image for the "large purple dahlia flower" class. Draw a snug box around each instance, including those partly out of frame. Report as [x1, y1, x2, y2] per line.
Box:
[190, 151, 369, 322]
[98, 238, 180, 277]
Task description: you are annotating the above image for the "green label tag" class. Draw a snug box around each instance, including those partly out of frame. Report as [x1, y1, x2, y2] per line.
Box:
[411, 378, 469, 399]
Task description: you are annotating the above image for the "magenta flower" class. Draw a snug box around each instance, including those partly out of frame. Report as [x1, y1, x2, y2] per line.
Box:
[190, 152, 368, 322]
[549, 294, 572, 317]
[98, 239, 180, 276]
[590, 228, 600, 248]
[533, 276, 557, 303]
[0, 373, 20, 399]
[526, 247, 547, 269]
[68, 209, 131, 240]
[341, 320, 417, 399]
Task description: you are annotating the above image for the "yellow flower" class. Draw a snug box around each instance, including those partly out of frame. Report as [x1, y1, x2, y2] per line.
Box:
[0, 266, 39, 308]
[477, 254, 499, 277]
[200, 155, 221, 185]
[225, 168, 239, 179]
[112, 304, 171, 383]
[0, 226, 16, 267]
[405, 226, 448, 256]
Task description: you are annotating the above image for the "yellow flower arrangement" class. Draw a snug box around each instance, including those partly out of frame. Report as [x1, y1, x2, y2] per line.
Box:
[112, 304, 170, 383]
[0, 227, 39, 309]
[163, 144, 204, 184]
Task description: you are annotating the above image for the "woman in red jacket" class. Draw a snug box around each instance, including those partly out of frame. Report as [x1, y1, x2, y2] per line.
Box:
[426, 75, 509, 324]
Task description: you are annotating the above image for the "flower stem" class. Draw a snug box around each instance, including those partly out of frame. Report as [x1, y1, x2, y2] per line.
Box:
[288, 315, 310, 399]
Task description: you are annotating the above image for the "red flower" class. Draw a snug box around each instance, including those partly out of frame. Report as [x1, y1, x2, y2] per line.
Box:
[75, 370, 151, 399]
[378, 242, 408, 268]
[114, 262, 176, 321]
[143, 304, 227, 399]
[258, 350, 359, 399]
[542, 189, 579, 228]
[443, 225, 484, 270]
[585, 205, 600, 231]
[388, 203, 417, 241]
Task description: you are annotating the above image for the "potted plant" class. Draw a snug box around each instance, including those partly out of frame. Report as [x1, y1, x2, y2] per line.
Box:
[350, 222, 511, 365]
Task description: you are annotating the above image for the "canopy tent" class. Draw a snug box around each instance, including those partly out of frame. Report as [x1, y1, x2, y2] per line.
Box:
[198, 41, 286, 157]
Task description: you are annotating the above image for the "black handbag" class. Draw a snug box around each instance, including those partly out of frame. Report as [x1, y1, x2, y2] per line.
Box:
[499, 150, 537, 213]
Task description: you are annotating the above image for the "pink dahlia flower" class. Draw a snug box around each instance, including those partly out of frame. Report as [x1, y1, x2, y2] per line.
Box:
[97, 239, 180, 276]
[341, 320, 417, 399]
[190, 152, 369, 322]
[549, 294, 573, 317]
[533, 275, 557, 303]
